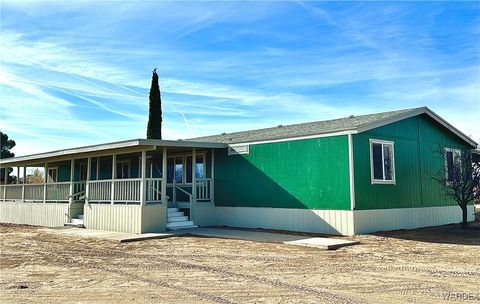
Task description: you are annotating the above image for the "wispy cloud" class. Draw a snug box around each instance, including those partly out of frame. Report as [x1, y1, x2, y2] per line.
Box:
[1, 1, 478, 156]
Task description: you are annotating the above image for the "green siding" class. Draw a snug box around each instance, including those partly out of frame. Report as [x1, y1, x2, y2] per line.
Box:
[214, 136, 351, 210]
[353, 114, 470, 210]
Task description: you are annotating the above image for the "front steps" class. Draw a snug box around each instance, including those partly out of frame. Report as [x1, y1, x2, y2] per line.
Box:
[65, 214, 84, 228]
[167, 208, 197, 230]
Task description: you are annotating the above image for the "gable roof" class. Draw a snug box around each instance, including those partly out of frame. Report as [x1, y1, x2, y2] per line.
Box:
[190, 107, 477, 148]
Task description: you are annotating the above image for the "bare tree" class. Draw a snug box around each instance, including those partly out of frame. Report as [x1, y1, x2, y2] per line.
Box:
[434, 149, 480, 228]
[26, 169, 44, 184]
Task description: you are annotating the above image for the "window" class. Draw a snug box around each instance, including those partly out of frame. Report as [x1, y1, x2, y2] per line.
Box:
[370, 139, 395, 184]
[47, 167, 58, 183]
[167, 153, 206, 184]
[116, 160, 130, 179]
[444, 148, 461, 183]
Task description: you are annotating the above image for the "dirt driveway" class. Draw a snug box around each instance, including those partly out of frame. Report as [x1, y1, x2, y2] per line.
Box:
[0, 223, 479, 304]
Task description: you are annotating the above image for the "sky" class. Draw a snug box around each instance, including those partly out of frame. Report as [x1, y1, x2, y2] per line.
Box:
[0, 1, 479, 156]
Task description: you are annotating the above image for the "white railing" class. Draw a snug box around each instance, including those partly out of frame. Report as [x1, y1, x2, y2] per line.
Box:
[46, 182, 70, 201]
[146, 178, 163, 203]
[4, 185, 23, 200]
[1, 178, 167, 204]
[88, 180, 112, 203]
[24, 184, 44, 201]
[196, 178, 212, 201]
[114, 179, 141, 203]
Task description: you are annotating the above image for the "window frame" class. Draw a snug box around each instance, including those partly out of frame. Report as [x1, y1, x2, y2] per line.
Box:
[166, 152, 207, 185]
[444, 148, 461, 184]
[47, 167, 59, 183]
[369, 139, 396, 185]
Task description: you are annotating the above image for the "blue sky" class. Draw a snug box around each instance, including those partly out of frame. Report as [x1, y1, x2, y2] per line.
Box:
[1, 1, 479, 156]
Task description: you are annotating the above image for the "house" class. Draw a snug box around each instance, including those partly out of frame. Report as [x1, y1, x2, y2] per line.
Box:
[0, 107, 477, 235]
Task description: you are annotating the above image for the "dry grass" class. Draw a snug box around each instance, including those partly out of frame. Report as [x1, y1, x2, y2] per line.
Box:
[0, 223, 479, 304]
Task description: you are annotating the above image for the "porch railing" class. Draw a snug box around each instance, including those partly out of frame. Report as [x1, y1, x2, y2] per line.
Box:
[146, 178, 163, 204]
[45, 182, 70, 201]
[88, 180, 112, 203]
[1, 178, 167, 205]
[196, 178, 212, 201]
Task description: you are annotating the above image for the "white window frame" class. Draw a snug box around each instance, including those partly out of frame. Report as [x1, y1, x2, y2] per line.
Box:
[369, 139, 396, 185]
[167, 152, 207, 185]
[444, 148, 461, 184]
[116, 159, 131, 179]
[47, 167, 59, 183]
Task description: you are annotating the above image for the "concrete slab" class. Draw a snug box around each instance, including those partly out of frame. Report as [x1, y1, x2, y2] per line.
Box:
[41, 227, 175, 243]
[176, 227, 359, 250]
[41, 227, 359, 249]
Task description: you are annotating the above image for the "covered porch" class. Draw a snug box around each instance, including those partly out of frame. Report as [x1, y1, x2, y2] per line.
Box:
[0, 139, 225, 233]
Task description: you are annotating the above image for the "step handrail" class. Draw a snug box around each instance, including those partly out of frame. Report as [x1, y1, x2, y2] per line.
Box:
[66, 190, 85, 200]
[172, 183, 195, 221]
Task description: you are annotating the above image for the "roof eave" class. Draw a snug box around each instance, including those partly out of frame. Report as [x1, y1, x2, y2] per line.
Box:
[356, 107, 477, 148]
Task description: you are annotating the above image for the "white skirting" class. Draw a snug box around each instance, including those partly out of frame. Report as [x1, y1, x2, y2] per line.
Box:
[0, 202, 70, 227]
[353, 205, 475, 234]
[196, 205, 475, 236]
[198, 206, 354, 236]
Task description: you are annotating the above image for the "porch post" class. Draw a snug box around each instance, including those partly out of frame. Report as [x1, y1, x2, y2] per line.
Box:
[96, 157, 100, 180]
[69, 159, 75, 204]
[86, 157, 91, 204]
[192, 148, 197, 199]
[16, 167, 20, 184]
[43, 163, 48, 203]
[3, 167, 7, 200]
[22, 166, 26, 202]
[140, 150, 146, 205]
[161, 147, 167, 204]
[211, 149, 215, 203]
[111, 154, 116, 204]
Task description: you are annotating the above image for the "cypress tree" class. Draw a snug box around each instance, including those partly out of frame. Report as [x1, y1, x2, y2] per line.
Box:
[146, 68, 162, 139]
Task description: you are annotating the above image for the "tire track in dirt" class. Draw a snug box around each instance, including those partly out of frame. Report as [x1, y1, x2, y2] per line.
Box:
[18, 234, 363, 304]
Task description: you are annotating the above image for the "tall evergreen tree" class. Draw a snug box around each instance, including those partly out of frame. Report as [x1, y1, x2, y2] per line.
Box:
[146, 68, 162, 139]
[1, 131, 15, 183]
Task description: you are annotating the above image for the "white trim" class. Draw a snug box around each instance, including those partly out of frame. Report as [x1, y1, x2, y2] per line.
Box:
[369, 139, 396, 185]
[348, 134, 355, 210]
[0, 139, 225, 167]
[228, 130, 357, 147]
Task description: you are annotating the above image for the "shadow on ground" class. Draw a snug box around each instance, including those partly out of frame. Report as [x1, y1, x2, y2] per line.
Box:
[371, 221, 480, 246]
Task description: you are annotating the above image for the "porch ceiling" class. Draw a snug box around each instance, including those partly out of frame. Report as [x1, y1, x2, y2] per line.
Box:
[0, 139, 226, 168]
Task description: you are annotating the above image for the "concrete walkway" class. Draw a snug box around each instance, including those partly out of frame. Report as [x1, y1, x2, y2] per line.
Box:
[178, 227, 359, 250]
[42, 227, 174, 243]
[43, 227, 359, 249]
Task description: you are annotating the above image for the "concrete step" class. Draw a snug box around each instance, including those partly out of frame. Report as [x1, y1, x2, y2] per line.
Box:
[168, 211, 184, 217]
[64, 222, 85, 228]
[167, 208, 179, 213]
[167, 223, 198, 230]
[78, 215, 84, 219]
[166, 221, 195, 228]
[168, 215, 189, 222]
[71, 218, 84, 225]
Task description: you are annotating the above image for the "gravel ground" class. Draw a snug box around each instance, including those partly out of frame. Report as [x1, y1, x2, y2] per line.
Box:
[0, 222, 479, 304]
